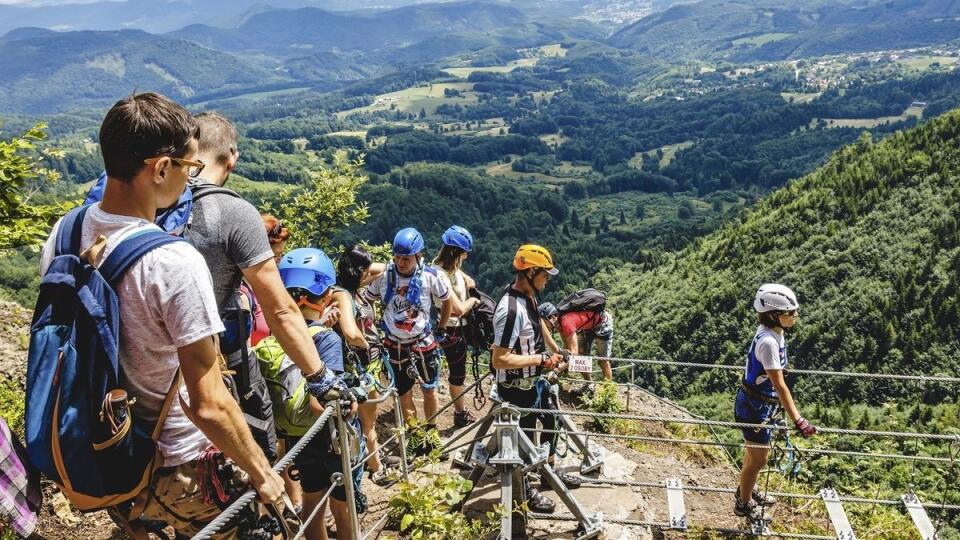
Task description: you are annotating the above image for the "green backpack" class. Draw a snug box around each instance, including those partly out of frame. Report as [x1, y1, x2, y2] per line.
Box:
[254, 325, 328, 437]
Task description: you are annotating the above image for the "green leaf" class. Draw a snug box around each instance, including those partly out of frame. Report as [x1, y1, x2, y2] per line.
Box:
[400, 514, 414, 531]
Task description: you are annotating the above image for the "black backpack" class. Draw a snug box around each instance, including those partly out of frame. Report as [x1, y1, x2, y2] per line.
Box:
[555, 287, 607, 315]
[463, 287, 496, 352]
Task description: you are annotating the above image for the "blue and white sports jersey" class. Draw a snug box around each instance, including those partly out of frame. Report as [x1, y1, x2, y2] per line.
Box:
[743, 325, 787, 398]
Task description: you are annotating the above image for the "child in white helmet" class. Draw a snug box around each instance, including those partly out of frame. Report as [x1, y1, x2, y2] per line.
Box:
[734, 284, 816, 520]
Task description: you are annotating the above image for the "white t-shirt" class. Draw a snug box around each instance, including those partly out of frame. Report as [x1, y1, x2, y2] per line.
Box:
[744, 325, 787, 389]
[40, 204, 224, 467]
[432, 265, 467, 327]
[365, 264, 450, 343]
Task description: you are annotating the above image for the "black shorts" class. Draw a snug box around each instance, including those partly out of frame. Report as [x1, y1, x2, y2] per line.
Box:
[386, 342, 441, 395]
[285, 432, 364, 501]
[497, 382, 559, 457]
[439, 327, 468, 386]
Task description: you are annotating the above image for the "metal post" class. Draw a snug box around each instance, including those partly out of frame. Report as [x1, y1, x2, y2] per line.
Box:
[391, 389, 410, 482]
[518, 429, 602, 538]
[336, 404, 361, 540]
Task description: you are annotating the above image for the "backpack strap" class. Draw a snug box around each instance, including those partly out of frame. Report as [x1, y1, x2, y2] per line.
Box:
[98, 230, 183, 286]
[190, 183, 240, 203]
[55, 205, 91, 257]
[152, 369, 182, 440]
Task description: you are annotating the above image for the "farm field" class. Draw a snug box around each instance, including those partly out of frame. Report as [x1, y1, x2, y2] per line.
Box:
[191, 86, 313, 108]
[781, 91, 822, 104]
[335, 83, 477, 119]
[630, 141, 695, 169]
[896, 55, 958, 71]
[732, 32, 793, 46]
[442, 58, 538, 78]
[816, 105, 924, 129]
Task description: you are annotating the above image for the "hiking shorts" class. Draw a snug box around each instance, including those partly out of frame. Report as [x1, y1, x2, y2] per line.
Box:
[497, 381, 559, 458]
[386, 342, 441, 395]
[439, 326, 468, 386]
[578, 331, 612, 359]
[138, 458, 249, 538]
[734, 388, 779, 444]
[286, 434, 364, 502]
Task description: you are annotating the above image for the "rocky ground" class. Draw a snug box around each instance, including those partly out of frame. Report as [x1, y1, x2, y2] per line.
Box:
[1, 298, 825, 539]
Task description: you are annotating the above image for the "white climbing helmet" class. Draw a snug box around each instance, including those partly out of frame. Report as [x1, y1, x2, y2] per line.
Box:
[753, 283, 799, 313]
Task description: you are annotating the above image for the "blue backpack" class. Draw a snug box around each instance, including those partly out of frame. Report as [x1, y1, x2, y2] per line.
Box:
[25, 205, 184, 510]
[84, 172, 238, 235]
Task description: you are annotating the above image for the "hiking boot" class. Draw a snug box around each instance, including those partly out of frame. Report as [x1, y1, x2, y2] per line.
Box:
[573, 383, 594, 401]
[525, 486, 556, 514]
[382, 454, 403, 468]
[734, 492, 767, 520]
[540, 470, 582, 491]
[369, 467, 395, 486]
[453, 409, 476, 428]
[752, 487, 777, 507]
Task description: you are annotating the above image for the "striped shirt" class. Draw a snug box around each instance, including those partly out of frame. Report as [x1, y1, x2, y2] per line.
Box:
[493, 287, 545, 383]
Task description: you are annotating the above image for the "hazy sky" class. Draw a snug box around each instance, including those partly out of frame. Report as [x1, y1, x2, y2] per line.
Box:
[0, 0, 111, 5]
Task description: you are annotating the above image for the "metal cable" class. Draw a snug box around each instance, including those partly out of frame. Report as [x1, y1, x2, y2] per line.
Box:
[571, 477, 960, 510]
[533, 427, 952, 463]
[192, 405, 336, 540]
[481, 357, 960, 382]
[513, 406, 960, 442]
[361, 513, 391, 540]
[291, 483, 338, 540]
[586, 355, 960, 383]
[351, 374, 492, 474]
[525, 512, 835, 539]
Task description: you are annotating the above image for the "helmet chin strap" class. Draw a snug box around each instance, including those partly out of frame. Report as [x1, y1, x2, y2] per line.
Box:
[297, 294, 329, 314]
[523, 268, 542, 297]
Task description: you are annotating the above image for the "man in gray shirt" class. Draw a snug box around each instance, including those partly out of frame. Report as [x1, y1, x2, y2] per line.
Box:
[187, 112, 339, 460]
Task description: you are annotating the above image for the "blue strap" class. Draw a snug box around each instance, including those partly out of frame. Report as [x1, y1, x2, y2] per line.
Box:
[98, 229, 183, 286]
[55, 205, 90, 257]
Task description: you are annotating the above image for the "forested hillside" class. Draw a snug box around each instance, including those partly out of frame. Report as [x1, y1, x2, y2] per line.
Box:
[0, 29, 282, 114]
[609, 0, 960, 61]
[600, 109, 960, 405]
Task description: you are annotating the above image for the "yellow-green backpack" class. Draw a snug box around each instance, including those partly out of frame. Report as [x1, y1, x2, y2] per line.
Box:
[254, 325, 328, 437]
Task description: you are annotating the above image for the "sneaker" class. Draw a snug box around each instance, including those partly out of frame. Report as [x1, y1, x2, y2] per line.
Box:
[525, 486, 556, 514]
[752, 487, 777, 507]
[369, 467, 395, 486]
[540, 470, 582, 491]
[734, 492, 766, 520]
[453, 409, 476, 429]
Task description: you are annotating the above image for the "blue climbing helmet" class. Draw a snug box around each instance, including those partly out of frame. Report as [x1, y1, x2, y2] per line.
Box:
[279, 248, 336, 297]
[393, 227, 424, 256]
[441, 225, 473, 252]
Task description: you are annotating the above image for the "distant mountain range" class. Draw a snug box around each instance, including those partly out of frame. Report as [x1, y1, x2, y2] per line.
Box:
[0, 1, 606, 114]
[609, 0, 960, 61]
[0, 28, 283, 114]
[168, 2, 527, 58]
[4, 0, 960, 114]
[0, 0, 463, 35]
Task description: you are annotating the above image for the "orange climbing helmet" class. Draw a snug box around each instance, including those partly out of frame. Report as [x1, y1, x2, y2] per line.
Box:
[513, 244, 559, 275]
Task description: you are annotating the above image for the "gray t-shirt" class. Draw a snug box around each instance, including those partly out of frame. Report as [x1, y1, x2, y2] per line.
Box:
[187, 181, 274, 312]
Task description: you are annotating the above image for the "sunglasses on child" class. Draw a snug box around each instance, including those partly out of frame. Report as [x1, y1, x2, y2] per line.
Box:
[269, 220, 285, 239]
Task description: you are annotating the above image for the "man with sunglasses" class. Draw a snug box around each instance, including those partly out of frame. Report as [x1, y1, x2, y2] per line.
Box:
[39, 93, 284, 536]
[186, 112, 339, 463]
